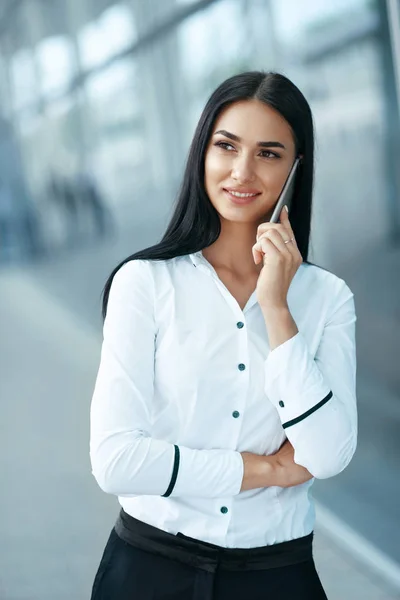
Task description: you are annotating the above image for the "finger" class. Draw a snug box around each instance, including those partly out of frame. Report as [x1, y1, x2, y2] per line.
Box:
[254, 227, 296, 263]
[259, 236, 281, 259]
[253, 237, 279, 263]
[252, 242, 263, 265]
[257, 222, 291, 244]
[256, 222, 278, 241]
[279, 207, 296, 243]
[280, 205, 289, 222]
[259, 230, 294, 256]
[261, 231, 304, 268]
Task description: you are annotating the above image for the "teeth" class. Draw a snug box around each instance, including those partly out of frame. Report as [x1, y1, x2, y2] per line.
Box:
[229, 191, 258, 198]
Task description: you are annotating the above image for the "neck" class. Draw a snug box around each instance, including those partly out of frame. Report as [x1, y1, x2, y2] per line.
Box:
[202, 218, 264, 277]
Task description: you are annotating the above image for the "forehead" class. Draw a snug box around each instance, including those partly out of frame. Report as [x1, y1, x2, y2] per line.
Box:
[212, 99, 294, 146]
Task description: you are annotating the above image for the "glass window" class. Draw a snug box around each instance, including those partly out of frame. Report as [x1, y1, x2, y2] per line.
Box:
[36, 36, 76, 99]
[85, 58, 146, 209]
[177, 0, 274, 142]
[270, 0, 369, 45]
[78, 3, 137, 70]
[17, 94, 81, 195]
[178, 0, 249, 88]
[9, 49, 38, 111]
[267, 0, 385, 265]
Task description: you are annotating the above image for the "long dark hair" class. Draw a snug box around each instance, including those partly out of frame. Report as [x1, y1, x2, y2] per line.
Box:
[102, 71, 319, 319]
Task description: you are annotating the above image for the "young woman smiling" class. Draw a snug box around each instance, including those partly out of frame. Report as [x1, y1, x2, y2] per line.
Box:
[89, 71, 357, 599]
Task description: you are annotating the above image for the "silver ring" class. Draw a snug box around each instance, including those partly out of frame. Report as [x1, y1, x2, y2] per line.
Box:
[284, 238, 295, 244]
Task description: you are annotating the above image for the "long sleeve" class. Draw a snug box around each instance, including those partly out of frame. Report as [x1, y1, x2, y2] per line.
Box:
[90, 260, 244, 498]
[264, 280, 357, 479]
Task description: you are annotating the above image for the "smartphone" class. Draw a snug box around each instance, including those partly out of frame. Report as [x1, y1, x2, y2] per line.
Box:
[269, 157, 301, 223]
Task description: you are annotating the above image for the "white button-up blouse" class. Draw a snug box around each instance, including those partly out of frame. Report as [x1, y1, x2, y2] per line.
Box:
[90, 250, 357, 548]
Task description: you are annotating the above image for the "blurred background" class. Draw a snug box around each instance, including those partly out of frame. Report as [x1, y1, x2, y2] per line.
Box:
[0, 0, 400, 598]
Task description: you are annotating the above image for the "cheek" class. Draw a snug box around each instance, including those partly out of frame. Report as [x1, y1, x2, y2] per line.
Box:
[205, 152, 227, 187]
[260, 164, 291, 196]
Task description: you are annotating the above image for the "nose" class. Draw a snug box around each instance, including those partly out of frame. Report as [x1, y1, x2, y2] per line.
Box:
[231, 153, 255, 184]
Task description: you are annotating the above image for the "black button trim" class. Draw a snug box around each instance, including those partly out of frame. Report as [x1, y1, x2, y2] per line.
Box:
[282, 391, 333, 429]
[238, 363, 246, 371]
[237, 322, 244, 329]
[162, 445, 180, 497]
[279, 400, 285, 408]
[232, 411, 240, 418]
[220, 506, 228, 514]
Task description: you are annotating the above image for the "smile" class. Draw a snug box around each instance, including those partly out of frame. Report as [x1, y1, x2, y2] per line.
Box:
[228, 191, 258, 198]
[223, 188, 261, 205]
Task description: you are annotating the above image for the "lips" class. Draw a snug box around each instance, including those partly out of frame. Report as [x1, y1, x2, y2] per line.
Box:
[223, 188, 261, 205]
[224, 187, 261, 196]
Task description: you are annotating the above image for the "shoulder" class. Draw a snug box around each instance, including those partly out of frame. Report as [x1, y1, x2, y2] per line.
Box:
[109, 259, 156, 304]
[111, 255, 186, 292]
[113, 258, 152, 283]
[300, 262, 355, 317]
[302, 261, 353, 294]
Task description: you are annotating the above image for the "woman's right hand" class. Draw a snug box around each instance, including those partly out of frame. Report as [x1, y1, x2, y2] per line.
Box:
[240, 441, 313, 492]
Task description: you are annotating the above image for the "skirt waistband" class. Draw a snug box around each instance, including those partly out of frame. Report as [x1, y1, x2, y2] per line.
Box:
[114, 508, 314, 573]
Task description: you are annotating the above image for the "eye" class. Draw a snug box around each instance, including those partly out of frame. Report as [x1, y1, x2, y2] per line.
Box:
[214, 141, 236, 151]
[259, 150, 280, 159]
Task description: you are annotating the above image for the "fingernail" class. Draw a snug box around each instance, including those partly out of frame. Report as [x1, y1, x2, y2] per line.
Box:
[284, 205, 289, 213]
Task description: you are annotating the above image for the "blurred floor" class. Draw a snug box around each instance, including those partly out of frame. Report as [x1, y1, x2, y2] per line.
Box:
[1, 226, 400, 598]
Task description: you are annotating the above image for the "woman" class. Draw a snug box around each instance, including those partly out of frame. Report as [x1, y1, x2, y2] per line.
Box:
[89, 71, 357, 599]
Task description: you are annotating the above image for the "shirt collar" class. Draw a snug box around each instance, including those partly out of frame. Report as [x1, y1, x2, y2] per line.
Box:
[188, 250, 205, 268]
[189, 250, 304, 309]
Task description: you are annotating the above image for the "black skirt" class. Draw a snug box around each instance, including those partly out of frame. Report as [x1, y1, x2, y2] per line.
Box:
[90, 508, 328, 600]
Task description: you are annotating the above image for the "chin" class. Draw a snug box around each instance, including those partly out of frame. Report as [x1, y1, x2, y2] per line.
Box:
[218, 208, 260, 224]
[217, 202, 272, 223]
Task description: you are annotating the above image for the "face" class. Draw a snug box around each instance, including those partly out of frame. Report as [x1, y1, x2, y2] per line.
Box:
[204, 99, 297, 225]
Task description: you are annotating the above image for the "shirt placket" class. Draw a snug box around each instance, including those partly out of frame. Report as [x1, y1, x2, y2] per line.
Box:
[196, 260, 252, 539]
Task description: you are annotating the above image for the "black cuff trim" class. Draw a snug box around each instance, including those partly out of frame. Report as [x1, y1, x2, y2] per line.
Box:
[162, 445, 180, 497]
[282, 391, 333, 429]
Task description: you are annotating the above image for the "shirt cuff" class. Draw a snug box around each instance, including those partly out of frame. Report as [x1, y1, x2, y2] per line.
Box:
[168, 446, 244, 498]
[264, 331, 332, 429]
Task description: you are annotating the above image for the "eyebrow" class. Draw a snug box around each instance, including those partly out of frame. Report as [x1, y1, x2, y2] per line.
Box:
[214, 129, 286, 150]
